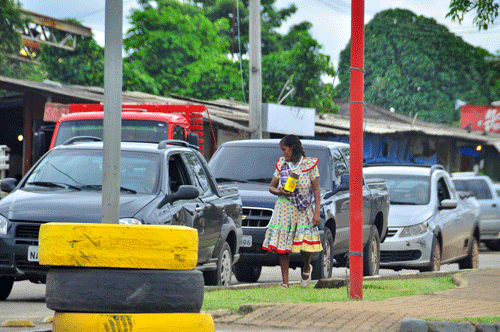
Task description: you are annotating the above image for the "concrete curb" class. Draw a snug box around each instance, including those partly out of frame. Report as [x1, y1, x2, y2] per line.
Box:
[401, 318, 500, 332]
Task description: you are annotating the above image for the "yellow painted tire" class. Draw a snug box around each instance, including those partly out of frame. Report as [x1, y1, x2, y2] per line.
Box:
[39, 223, 198, 270]
[53, 312, 215, 332]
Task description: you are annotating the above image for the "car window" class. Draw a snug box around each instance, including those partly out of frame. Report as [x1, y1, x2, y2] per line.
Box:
[331, 148, 348, 186]
[437, 177, 451, 204]
[452, 179, 492, 200]
[168, 153, 192, 193]
[183, 151, 211, 195]
[363, 173, 429, 205]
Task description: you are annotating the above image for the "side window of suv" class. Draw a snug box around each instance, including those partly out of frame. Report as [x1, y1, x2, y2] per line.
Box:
[331, 148, 348, 186]
[183, 152, 211, 195]
[437, 177, 451, 204]
[168, 153, 192, 193]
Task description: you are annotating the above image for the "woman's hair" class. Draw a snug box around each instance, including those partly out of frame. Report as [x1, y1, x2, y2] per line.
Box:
[280, 135, 306, 159]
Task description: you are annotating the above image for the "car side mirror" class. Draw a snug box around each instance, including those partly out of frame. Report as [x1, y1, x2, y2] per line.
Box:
[439, 199, 457, 210]
[158, 185, 200, 209]
[325, 174, 350, 199]
[1, 178, 18, 193]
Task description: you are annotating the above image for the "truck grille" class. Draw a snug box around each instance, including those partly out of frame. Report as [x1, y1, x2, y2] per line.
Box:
[16, 224, 41, 239]
[242, 207, 273, 228]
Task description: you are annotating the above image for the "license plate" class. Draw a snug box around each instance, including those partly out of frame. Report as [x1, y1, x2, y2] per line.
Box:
[28, 246, 39, 262]
[240, 235, 252, 248]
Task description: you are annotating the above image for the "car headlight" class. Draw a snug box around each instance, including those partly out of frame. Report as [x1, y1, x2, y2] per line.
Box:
[119, 218, 142, 225]
[0, 215, 8, 235]
[400, 221, 428, 237]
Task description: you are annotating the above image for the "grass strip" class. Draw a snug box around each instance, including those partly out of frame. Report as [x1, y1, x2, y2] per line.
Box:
[202, 275, 455, 311]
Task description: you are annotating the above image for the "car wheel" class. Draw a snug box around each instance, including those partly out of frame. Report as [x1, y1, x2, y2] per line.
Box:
[459, 237, 479, 270]
[421, 237, 441, 272]
[484, 239, 500, 251]
[0, 277, 14, 301]
[203, 241, 232, 286]
[233, 263, 262, 283]
[312, 227, 334, 280]
[363, 227, 380, 276]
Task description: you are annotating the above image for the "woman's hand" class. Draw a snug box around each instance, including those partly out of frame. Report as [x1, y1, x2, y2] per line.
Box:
[312, 210, 320, 227]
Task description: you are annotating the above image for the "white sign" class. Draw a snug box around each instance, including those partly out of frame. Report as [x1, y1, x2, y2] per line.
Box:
[262, 103, 315, 137]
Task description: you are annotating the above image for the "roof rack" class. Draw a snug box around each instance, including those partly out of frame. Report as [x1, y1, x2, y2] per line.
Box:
[62, 136, 103, 145]
[157, 140, 199, 150]
[430, 164, 444, 175]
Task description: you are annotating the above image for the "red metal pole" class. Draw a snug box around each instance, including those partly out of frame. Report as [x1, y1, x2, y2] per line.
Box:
[349, 0, 365, 300]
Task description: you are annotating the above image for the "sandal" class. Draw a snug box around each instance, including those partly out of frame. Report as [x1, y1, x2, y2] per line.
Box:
[301, 264, 313, 287]
[281, 283, 289, 289]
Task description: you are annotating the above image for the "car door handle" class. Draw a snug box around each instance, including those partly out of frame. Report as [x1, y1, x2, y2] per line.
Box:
[493, 203, 497, 208]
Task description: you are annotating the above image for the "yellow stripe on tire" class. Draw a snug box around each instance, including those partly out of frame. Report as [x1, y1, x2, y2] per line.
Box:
[39, 223, 198, 270]
[53, 312, 215, 332]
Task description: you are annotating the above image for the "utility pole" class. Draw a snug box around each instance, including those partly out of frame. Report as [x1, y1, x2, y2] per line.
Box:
[249, 0, 262, 139]
[102, 0, 123, 224]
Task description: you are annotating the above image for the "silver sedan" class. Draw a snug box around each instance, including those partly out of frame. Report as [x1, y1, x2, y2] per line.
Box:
[364, 165, 480, 272]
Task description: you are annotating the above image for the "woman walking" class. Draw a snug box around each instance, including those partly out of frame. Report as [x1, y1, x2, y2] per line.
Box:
[262, 135, 322, 288]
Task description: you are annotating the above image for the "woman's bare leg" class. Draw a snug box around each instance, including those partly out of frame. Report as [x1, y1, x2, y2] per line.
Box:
[301, 251, 312, 279]
[279, 253, 290, 286]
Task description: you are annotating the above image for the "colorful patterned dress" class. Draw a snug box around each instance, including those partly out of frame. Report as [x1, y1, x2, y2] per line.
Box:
[262, 156, 323, 254]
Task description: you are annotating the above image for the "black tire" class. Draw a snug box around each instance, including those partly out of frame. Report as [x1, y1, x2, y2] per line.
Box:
[459, 236, 479, 270]
[0, 277, 14, 301]
[484, 239, 500, 251]
[363, 227, 380, 276]
[203, 241, 232, 286]
[46, 268, 204, 313]
[233, 263, 262, 283]
[312, 227, 334, 280]
[420, 237, 441, 272]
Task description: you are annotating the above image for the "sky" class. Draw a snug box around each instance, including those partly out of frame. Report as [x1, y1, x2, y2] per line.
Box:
[20, 0, 500, 76]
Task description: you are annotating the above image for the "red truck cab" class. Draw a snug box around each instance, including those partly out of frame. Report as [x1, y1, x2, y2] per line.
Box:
[49, 103, 205, 150]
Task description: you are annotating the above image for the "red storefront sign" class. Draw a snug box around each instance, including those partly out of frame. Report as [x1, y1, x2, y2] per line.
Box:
[460, 105, 500, 133]
[44, 102, 70, 122]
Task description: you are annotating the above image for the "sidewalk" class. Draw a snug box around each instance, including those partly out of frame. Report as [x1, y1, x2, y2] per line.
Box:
[1, 268, 499, 332]
[212, 268, 500, 332]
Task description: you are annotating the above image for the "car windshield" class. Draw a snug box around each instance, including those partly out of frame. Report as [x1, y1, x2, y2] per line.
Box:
[24, 149, 161, 194]
[54, 119, 169, 147]
[208, 145, 331, 188]
[364, 173, 430, 205]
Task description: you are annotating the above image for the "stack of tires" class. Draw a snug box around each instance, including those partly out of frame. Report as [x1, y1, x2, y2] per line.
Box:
[38, 223, 215, 332]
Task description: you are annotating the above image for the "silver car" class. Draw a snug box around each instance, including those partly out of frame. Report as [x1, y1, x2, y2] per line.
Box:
[364, 165, 480, 272]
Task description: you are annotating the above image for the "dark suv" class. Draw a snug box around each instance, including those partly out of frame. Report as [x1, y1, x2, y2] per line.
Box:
[0, 139, 242, 300]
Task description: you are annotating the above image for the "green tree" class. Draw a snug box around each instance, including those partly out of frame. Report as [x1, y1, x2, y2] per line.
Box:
[447, 0, 499, 30]
[124, 0, 240, 100]
[336, 9, 492, 124]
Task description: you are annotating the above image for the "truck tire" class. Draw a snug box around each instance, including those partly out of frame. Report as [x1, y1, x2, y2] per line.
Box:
[46, 268, 204, 313]
[233, 263, 262, 283]
[363, 227, 380, 276]
[203, 241, 232, 286]
[484, 239, 500, 251]
[459, 236, 479, 270]
[312, 227, 334, 280]
[0, 277, 14, 301]
[420, 237, 441, 272]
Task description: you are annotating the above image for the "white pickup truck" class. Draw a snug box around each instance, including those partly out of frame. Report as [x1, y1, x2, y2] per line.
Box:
[451, 173, 500, 251]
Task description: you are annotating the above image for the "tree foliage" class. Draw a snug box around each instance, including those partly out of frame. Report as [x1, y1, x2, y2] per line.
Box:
[123, 0, 241, 100]
[447, 0, 500, 30]
[336, 9, 493, 124]
[0, 0, 45, 80]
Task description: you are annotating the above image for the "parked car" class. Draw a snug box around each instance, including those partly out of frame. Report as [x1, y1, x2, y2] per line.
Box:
[0, 139, 243, 300]
[208, 139, 389, 282]
[364, 164, 480, 272]
[451, 173, 500, 251]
